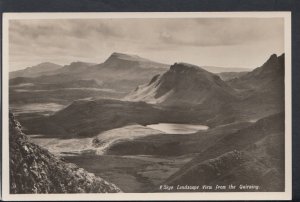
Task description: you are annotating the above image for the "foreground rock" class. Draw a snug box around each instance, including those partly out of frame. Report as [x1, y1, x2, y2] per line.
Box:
[9, 112, 121, 194]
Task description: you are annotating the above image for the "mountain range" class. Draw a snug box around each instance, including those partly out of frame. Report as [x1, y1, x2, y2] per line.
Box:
[15, 53, 285, 136]
[10, 53, 251, 79]
[9, 62, 62, 78]
[10, 52, 252, 93]
[9, 51, 285, 193]
[9, 53, 169, 93]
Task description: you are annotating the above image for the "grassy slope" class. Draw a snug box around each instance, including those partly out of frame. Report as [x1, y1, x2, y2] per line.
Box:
[19, 99, 215, 138]
[163, 113, 284, 191]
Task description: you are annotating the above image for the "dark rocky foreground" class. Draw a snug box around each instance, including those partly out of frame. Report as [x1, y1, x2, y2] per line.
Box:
[9, 112, 121, 194]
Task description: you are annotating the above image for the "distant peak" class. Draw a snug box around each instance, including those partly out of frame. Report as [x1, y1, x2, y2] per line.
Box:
[111, 52, 140, 58]
[37, 62, 57, 66]
[106, 52, 151, 63]
[177, 62, 199, 68]
[170, 62, 208, 73]
[111, 52, 132, 57]
[263, 53, 280, 67]
[25, 62, 61, 70]
[68, 61, 95, 67]
[70, 61, 87, 65]
[269, 54, 278, 60]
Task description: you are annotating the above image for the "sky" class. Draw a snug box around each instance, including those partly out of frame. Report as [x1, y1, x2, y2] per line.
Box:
[9, 17, 284, 71]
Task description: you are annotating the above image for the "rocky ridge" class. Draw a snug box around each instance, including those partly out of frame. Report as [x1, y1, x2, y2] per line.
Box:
[9, 112, 121, 194]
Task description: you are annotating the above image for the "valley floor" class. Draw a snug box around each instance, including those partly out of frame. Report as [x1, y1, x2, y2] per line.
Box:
[63, 154, 194, 192]
[9, 98, 285, 193]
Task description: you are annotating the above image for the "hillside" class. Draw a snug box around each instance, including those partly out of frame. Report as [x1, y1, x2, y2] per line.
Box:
[123, 53, 284, 123]
[10, 78, 101, 89]
[218, 71, 249, 81]
[58, 61, 96, 73]
[9, 53, 169, 94]
[101, 52, 167, 69]
[9, 112, 121, 193]
[9, 62, 62, 78]
[226, 53, 285, 121]
[85, 52, 169, 91]
[164, 113, 284, 191]
[202, 66, 251, 73]
[18, 97, 216, 138]
[125, 62, 237, 107]
[228, 54, 284, 90]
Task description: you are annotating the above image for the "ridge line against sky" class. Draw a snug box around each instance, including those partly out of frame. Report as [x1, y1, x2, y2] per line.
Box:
[9, 18, 284, 71]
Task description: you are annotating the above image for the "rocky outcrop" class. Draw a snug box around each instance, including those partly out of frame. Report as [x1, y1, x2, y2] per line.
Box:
[9, 112, 121, 194]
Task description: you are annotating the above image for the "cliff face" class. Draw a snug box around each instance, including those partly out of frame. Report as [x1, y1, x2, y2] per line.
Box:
[9, 113, 121, 194]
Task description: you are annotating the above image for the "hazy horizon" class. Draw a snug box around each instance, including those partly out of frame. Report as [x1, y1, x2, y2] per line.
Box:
[9, 18, 284, 71]
[9, 51, 286, 72]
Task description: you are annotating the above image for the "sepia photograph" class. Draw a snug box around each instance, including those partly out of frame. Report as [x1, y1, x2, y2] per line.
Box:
[2, 12, 292, 200]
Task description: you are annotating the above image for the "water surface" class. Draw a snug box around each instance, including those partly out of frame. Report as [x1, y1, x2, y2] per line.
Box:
[10, 103, 65, 115]
[146, 123, 208, 134]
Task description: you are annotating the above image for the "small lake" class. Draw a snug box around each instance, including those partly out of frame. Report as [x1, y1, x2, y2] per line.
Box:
[12, 87, 117, 93]
[146, 123, 209, 134]
[10, 103, 65, 115]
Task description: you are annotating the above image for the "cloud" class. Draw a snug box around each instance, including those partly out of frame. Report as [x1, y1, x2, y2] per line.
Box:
[157, 18, 284, 47]
[8, 17, 284, 71]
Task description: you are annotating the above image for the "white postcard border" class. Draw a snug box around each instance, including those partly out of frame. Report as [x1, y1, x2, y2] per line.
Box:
[2, 12, 292, 201]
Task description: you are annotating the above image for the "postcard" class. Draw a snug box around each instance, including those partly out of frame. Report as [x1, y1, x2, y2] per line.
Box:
[2, 12, 292, 200]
